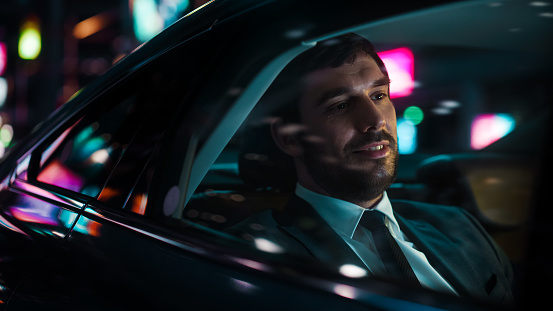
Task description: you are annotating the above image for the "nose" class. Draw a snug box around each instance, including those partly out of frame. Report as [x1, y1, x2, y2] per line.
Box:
[353, 96, 386, 133]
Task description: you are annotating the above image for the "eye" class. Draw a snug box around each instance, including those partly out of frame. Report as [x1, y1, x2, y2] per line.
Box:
[371, 92, 388, 101]
[336, 102, 349, 110]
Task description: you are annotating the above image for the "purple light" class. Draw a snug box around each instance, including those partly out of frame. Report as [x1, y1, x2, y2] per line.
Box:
[377, 47, 415, 98]
[37, 159, 83, 192]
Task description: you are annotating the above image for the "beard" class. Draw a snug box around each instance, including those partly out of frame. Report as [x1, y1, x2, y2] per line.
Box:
[301, 131, 399, 205]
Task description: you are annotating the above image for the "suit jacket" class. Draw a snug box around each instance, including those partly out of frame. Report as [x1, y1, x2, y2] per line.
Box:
[229, 194, 515, 303]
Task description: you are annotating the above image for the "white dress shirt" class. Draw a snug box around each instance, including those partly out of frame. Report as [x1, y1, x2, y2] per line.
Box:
[295, 183, 458, 295]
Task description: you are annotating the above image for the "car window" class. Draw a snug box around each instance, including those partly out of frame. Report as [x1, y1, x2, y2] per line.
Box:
[95, 30, 225, 214]
[166, 0, 551, 297]
[32, 96, 141, 197]
[83, 1, 551, 305]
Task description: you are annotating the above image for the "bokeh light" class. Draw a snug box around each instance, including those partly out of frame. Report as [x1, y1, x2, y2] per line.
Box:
[397, 117, 417, 154]
[0, 77, 7, 107]
[471, 113, 515, 150]
[0, 42, 6, 75]
[18, 19, 41, 60]
[403, 106, 424, 125]
[377, 47, 414, 98]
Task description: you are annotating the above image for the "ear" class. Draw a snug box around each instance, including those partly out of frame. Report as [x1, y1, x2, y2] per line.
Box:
[269, 117, 303, 158]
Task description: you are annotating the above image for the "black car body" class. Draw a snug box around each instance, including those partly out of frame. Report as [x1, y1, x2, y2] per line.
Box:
[1, 0, 552, 309]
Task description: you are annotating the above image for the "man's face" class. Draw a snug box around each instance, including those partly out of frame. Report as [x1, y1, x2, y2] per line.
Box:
[295, 52, 398, 207]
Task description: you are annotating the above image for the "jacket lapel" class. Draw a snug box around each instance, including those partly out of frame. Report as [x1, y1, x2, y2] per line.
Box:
[274, 195, 367, 270]
[395, 212, 483, 298]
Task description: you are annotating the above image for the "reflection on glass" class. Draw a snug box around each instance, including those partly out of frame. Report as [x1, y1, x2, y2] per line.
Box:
[10, 204, 58, 226]
[59, 209, 102, 237]
[254, 238, 285, 254]
[15, 155, 30, 179]
[333, 284, 357, 299]
[37, 159, 84, 192]
[40, 124, 75, 167]
[130, 193, 148, 215]
[73, 215, 101, 237]
[0, 214, 29, 236]
[230, 278, 258, 294]
[339, 264, 368, 278]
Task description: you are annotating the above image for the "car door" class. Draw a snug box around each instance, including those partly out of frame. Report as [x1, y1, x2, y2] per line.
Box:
[3, 7, 371, 309]
[0, 53, 169, 308]
[2, 25, 247, 309]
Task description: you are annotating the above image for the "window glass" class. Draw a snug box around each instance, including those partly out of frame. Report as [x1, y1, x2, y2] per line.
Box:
[96, 31, 224, 213]
[33, 95, 143, 197]
[177, 0, 551, 281]
[115, 4, 550, 305]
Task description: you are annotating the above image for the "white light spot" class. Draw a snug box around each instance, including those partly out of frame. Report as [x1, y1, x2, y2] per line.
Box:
[0, 77, 7, 107]
[339, 264, 368, 278]
[90, 149, 109, 164]
[530, 2, 551, 7]
[254, 238, 285, 254]
[235, 258, 267, 271]
[439, 100, 461, 109]
[334, 284, 357, 299]
[539, 12, 553, 17]
[231, 278, 258, 293]
[432, 107, 453, 115]
[51, 231, 64, 238]
[285, 29, 306, 39]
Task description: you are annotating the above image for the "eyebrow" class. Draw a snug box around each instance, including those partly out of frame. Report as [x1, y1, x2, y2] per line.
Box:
[316, 76, 391, 107]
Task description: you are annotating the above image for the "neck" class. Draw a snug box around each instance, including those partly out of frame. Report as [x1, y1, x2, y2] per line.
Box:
[296, 176, 383, 209]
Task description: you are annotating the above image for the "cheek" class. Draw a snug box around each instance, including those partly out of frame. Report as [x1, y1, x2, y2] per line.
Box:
[386, 106, 398, 137]
[305, 123, 351, 151]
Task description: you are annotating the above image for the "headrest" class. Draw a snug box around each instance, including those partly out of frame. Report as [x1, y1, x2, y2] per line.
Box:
[238, 120, 296, 189]
[416, 152, 533, 230]
[416, 153, 529, 186]
[238, 119, 296, 189]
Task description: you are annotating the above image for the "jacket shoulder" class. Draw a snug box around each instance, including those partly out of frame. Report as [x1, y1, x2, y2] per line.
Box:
[391, 199, 474, 224]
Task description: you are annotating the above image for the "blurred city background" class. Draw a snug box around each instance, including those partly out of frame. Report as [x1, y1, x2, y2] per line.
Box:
[0, 0, 210, 157]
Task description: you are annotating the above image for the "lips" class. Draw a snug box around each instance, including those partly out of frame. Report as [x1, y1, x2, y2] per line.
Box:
[366, 144, 384, 151]
[352, 141, 390, 159]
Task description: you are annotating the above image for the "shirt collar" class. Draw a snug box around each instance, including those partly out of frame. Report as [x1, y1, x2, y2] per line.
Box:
[295, 183, 399, 238]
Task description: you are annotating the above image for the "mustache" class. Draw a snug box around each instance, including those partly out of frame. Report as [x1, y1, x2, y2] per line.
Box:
[345, 131, 397, 151]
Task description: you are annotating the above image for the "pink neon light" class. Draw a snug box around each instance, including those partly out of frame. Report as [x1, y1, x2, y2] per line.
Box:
[11, 205, 59, 226]
[37, 159, 84, 192]
[0, 42, 6, 75]
[471, 114, 515, 150]
[377, 47, 414, 98]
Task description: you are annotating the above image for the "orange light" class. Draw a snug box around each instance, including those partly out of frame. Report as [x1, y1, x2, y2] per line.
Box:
[131, 193, 148, 215]
[87, 220, 102, 237]
[97, 187, 121, 202]
[73, 13, 110, 39]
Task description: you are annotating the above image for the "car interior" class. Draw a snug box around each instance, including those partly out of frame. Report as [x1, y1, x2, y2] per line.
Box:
[182, 0, 552, 268]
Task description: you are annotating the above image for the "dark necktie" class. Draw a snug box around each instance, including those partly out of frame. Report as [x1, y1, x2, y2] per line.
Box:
[360, 211, 421, 286]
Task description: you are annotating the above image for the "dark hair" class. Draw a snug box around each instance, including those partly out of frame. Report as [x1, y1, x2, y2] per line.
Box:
[265, 33, 388, 124]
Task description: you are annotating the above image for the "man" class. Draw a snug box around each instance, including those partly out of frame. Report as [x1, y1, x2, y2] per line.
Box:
[232, 33, 515, 303]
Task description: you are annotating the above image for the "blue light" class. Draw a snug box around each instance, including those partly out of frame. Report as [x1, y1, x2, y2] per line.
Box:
[397, 117, 417, 154]
[133, 0, 164, 42]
